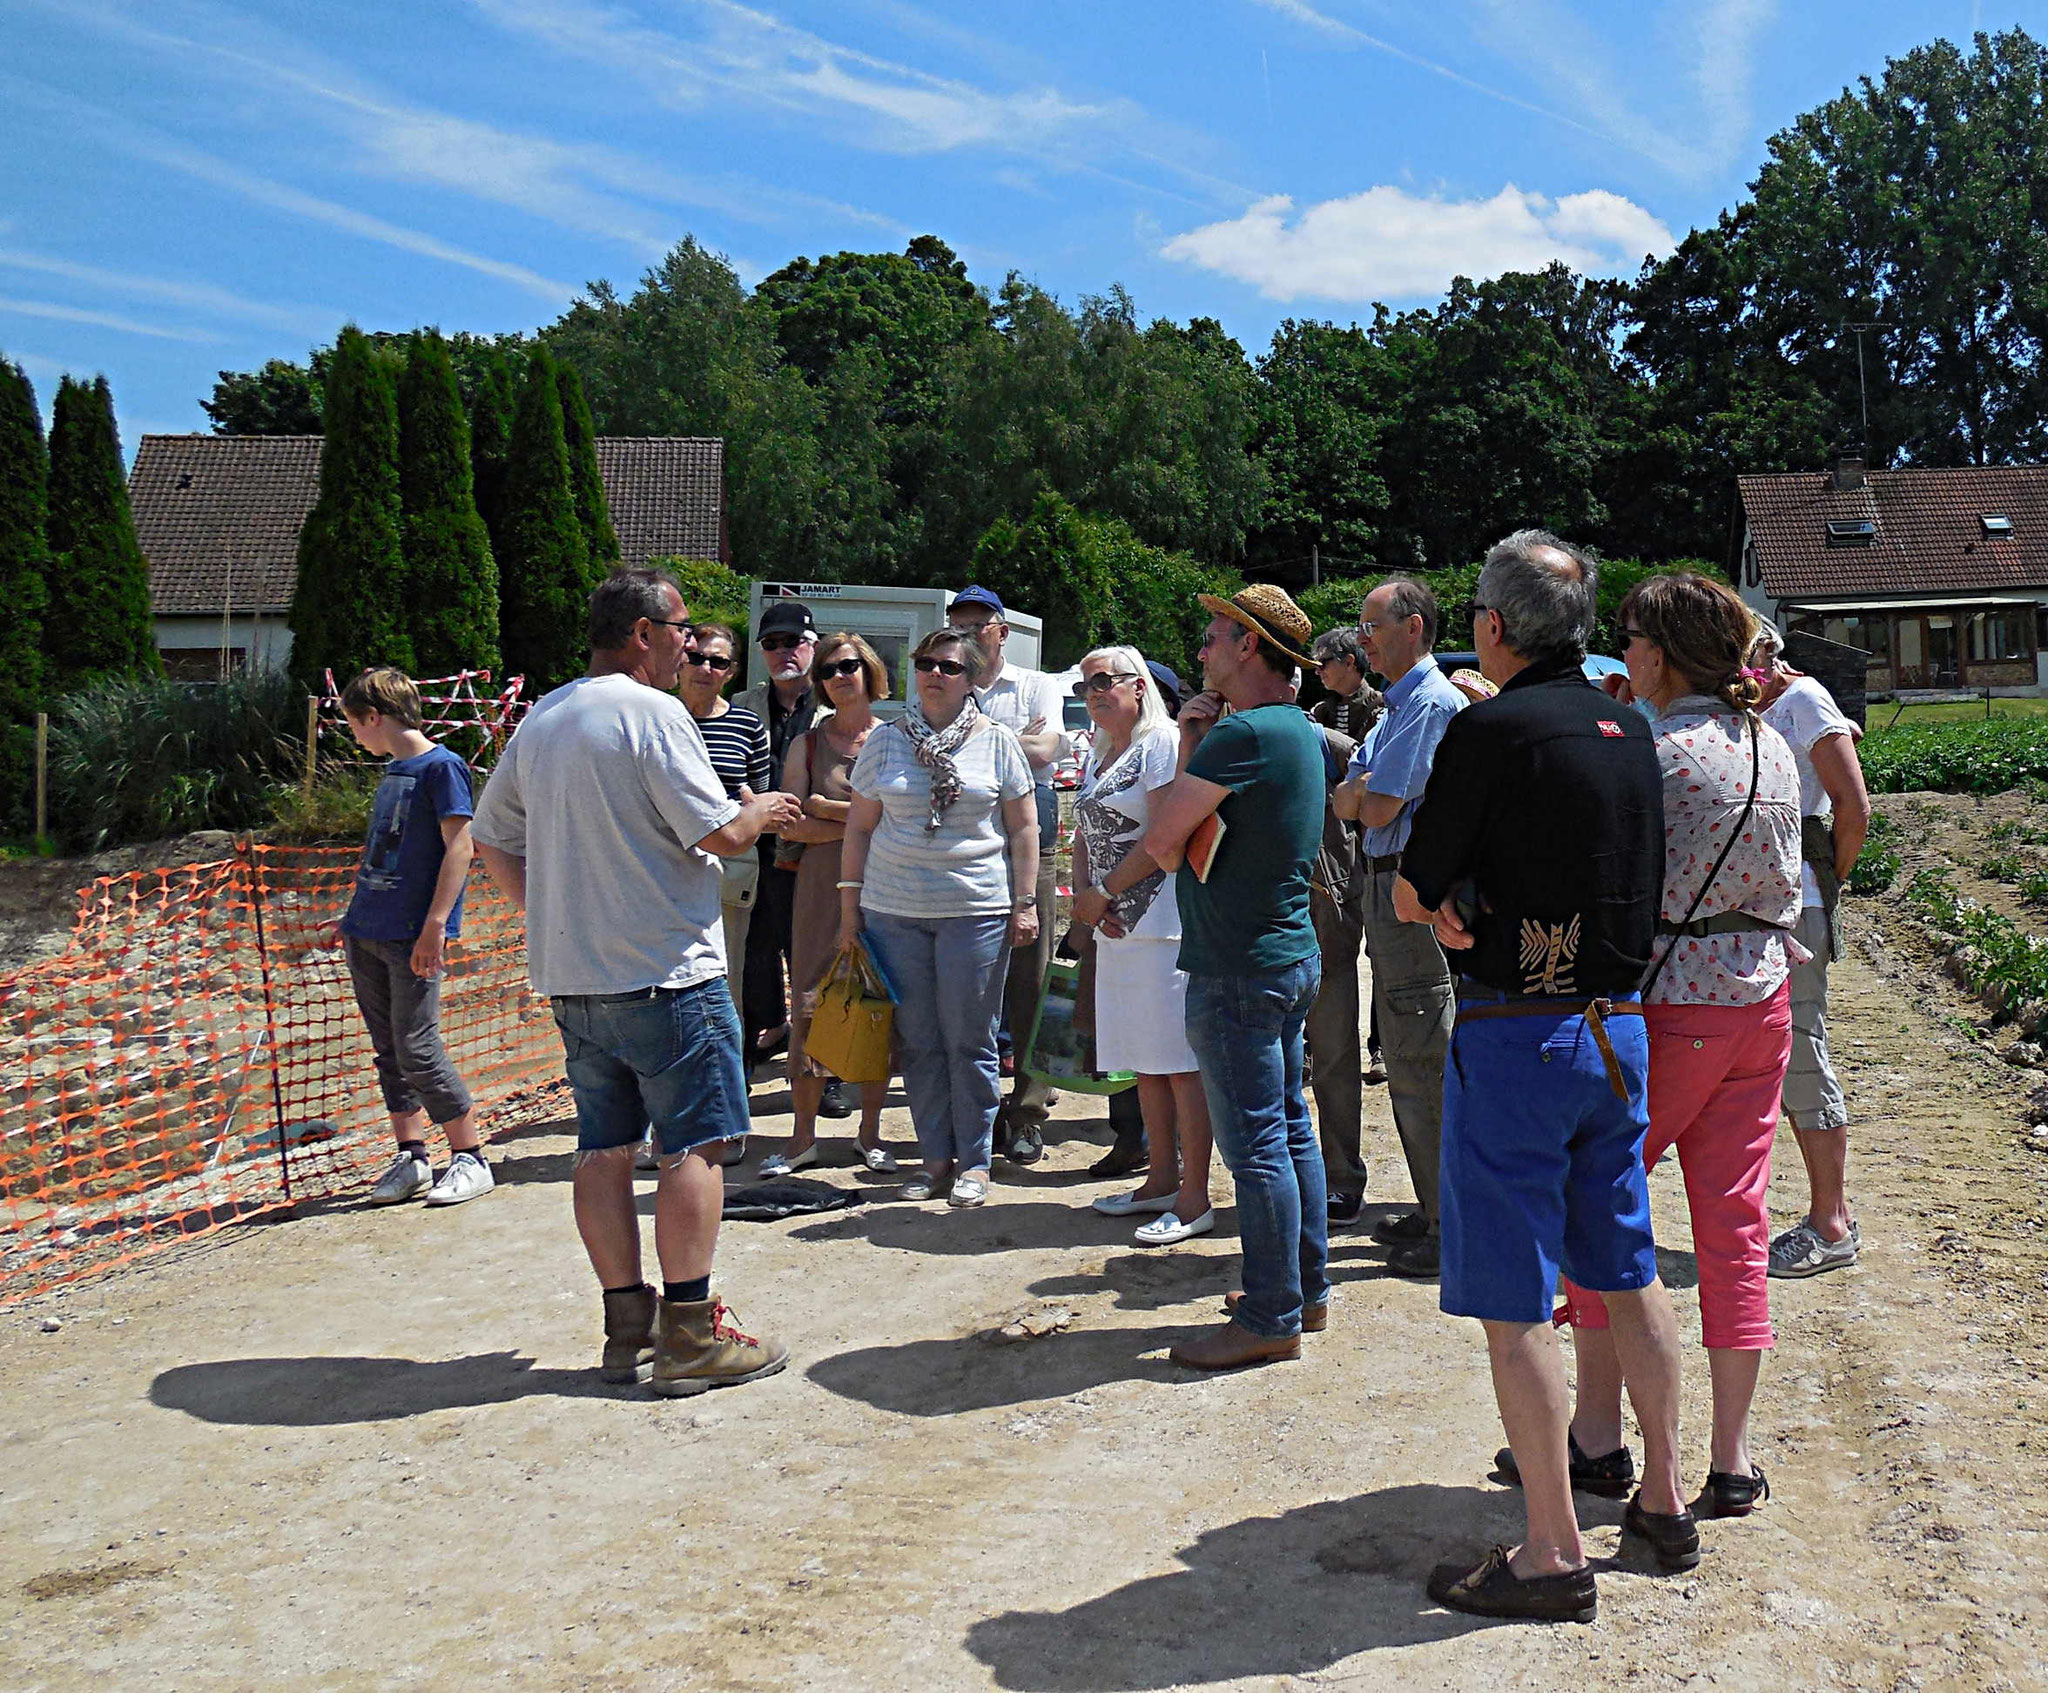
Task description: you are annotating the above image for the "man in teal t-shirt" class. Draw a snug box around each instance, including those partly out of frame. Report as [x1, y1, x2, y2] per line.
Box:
[1144, 586, 1329, 1371]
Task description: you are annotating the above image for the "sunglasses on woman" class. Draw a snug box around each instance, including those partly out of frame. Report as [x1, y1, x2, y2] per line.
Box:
[913, 656, 968, 677]
[1072, 671, 1140, 696]
[818, 657, 865, 679]
[683, 650, 734, 672]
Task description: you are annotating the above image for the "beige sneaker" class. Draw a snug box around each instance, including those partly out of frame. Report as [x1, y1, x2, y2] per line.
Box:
[600, 1285, 656, 1384]
[650, 1296, 790, 1397]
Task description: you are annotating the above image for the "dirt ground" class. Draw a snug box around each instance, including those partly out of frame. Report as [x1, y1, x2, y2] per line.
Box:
[3, 852, 2048, 1690]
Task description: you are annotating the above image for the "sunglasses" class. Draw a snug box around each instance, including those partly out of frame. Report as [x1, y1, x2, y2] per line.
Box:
[759, 633, 810, 653]
[914, 656, 969, 677]
[819, 657, 865, 679]
[683, 650, 734, 672]
[1073, 671, 1140, 696]
[1622, 627, 1650, 643]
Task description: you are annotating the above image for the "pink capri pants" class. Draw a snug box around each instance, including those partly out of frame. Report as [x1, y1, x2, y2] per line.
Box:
[1561, 984, 1791, 1351]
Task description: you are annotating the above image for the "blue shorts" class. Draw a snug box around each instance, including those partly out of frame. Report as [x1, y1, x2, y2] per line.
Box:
[551, 978, 750, 1158]
[1439, 993, 1659, 1325]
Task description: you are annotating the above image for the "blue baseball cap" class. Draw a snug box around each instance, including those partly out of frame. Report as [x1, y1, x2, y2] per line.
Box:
[1145, 659, 1187, 716]
[948, 585, 1006, 618]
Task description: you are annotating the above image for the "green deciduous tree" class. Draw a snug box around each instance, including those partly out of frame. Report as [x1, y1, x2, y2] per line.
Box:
[497, 345, 591, 690]
[555, 359, 620, 574]
[44, 374, 158, 692]
[288, 327, 411, 689]
[399, 331, 499, 677]
[203, 358, 323, 434]
[0, 355, 49, 831]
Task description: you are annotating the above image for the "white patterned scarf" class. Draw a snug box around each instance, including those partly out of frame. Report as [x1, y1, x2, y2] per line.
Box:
[901, 695, 981, 833]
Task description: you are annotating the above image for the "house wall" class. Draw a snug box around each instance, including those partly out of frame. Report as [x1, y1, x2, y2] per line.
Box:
[156, 615, 294, 677]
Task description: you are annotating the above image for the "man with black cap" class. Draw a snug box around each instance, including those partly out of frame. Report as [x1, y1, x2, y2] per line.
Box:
[947, 585, 1073, 1165]
[735, 598, 821, 1078]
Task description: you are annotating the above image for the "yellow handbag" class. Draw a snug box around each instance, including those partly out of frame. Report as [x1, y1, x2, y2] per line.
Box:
[805, 939, 897, 1083]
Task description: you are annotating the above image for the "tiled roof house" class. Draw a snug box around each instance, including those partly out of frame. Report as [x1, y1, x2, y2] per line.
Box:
[1736, 450, 2048, 695]
[135, 433, 725, 678]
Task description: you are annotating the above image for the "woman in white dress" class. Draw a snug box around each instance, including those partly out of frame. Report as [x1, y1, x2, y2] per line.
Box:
[1068, 646, 1215, 1245]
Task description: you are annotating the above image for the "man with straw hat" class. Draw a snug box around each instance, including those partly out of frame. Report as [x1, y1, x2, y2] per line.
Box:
[1145, 584, 1330, 1369]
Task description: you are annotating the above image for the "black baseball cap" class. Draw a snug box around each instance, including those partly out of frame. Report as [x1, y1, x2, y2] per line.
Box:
[1145, 659, 1187, 716]
[756, 600, 817, 641]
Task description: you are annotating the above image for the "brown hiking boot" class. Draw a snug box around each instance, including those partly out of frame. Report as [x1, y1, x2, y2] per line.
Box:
[1223, 1290, 1327, 1332]
[601, 1285, 657, 1384]
[651, 1296, 790, 1397]
[1169, 1319, 1301, 1370]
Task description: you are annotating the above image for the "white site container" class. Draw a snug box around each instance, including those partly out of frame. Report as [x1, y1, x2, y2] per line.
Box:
[745, 581, 1044, 718]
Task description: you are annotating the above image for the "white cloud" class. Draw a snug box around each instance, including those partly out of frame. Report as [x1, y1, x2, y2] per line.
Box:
[1160, 184, 1676, 303]
[0, 296, 222, 342]
[0, 249, 333, 337]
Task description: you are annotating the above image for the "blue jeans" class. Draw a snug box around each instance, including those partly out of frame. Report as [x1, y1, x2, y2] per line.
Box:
[551, 977, 749, 1157]
[862, 911, 1011, 1170]
[1184, 958, 1327, 1338]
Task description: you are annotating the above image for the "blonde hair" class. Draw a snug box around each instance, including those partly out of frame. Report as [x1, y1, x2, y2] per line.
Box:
[813, 631, 890, 701]
[340, 665, 422, 730]
[911, 626, 991, 687]
[1618, 573, 1762, 713]
[1078, 645, 1170, 760]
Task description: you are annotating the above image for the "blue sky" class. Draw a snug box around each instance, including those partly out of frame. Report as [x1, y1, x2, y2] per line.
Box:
[0, 0, 2015, 448]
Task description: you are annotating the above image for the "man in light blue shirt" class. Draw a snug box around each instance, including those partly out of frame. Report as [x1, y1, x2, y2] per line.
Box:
[1333, 577, 1464, 1275]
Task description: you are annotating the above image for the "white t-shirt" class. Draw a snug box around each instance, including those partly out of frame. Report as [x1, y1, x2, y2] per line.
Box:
[976, 663, 1070, 783]
[850, 717, 1035, 919]
[1762, 675, 1858, 909]
[1074, 727, 1183, 943]
[472, 673, 739, 996]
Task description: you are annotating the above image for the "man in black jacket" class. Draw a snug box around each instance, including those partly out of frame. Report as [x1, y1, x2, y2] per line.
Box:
[1393, 531, 1693, 1624]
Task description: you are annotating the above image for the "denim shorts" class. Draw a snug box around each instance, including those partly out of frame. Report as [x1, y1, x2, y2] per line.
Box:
[551, 976, 750, 1158]
[1439, 994, 1659, 1325]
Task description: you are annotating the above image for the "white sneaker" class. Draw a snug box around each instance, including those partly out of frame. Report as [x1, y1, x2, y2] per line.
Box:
[369, 1153, 432, 1206]
[1134, 1208, 1214, 1246]
[426, 1152, 495, 1207]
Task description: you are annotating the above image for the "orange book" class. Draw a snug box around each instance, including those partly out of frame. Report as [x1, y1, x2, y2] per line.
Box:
[1185, 810, 1227, 882]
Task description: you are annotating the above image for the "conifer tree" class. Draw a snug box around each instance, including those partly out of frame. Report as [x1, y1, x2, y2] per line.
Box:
[555, 359, 620, 573]
[289, 326, 411, 689]
[0, 356, 49, 831]
[468, 346, 516, 561]
[399, 332, 499, 678]
[44, 375, 158, 691]
[498, 345, 591, 690]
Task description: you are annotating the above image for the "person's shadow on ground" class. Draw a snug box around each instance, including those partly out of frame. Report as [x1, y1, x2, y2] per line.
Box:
[965, 1484, 1520, 1688]
[808, 1321, 1205, 1413]
[151, 1353, 615, 1424]
[789, 1196, 1135, 1256]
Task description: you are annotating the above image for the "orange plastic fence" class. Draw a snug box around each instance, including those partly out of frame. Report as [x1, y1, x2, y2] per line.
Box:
[0, 843, 562, 1303]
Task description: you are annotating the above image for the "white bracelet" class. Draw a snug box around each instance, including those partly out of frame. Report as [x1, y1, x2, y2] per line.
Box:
[836, 880, 863, 889]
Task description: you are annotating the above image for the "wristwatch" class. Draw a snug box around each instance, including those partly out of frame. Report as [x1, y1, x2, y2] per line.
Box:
[1014, 895, 1039, 909]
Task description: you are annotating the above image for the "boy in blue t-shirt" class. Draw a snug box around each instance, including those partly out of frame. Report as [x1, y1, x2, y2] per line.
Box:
[337, 667, 491, 1207]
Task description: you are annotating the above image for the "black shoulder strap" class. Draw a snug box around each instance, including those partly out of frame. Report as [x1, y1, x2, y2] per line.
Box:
[1640, 712, 1761, 1003]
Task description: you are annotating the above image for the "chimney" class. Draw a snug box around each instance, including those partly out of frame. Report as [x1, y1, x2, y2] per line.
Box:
[1833, 445, 1866, 492]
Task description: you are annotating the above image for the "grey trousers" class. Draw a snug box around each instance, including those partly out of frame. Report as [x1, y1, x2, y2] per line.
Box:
[998, 847, 1059, 1131]
[344, 934, 473, 1124]
[1308, 874, 1369, 1197]
[1361, 869, 1453, 1227]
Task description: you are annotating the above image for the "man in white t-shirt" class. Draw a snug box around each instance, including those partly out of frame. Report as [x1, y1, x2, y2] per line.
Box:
[1753, 621, 1872, 1281]
[948, 585, 1072, 1164]
[474, 569, 802, 1397]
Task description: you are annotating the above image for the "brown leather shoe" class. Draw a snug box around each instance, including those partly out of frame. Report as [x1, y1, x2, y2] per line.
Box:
[651, 1296, 791, 1397]
[1170, 1319, 1301, 1370]
[1223, 1290, 1327, 1333]
[600, 1285, 656, 1384]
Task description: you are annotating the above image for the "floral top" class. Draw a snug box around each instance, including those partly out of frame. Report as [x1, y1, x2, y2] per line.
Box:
[1645, 697, 1807, 1007]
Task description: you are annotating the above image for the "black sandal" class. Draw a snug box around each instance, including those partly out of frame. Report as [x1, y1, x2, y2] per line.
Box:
[1426, 1545, 1597, 1624]
[1494, 1432, 1636, 1499]
[1624, 1492, 1702, 1571]
[1698, 1465, 1769, 1518]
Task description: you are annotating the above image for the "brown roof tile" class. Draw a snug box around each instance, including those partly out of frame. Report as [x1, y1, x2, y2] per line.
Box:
[1739, 464, 2048, 602]
[134, 433, 725, 616]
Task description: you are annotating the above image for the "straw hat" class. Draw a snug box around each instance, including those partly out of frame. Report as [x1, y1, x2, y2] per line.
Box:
[1197, 584, 1317, 670]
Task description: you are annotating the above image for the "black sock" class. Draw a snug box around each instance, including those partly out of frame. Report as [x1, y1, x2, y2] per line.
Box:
[664, 1276, 711, 1304]
[452, 1147, 484, 1166]
[603, 1281, 650, 1297]
[398, 1139, 428, 1162]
